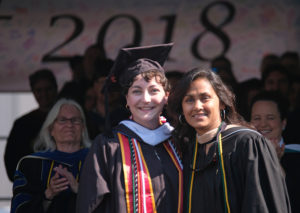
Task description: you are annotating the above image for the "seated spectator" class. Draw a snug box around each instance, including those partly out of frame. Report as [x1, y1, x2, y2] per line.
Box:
[4, 69, 58, 181]
[250, 91, 289, 159]
[10, 99, 90, 213]
[250, 90, 300, 213]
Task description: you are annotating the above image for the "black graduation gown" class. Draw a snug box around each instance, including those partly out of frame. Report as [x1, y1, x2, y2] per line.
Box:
[76, 124, 181, 213]
[4, 109, 48, 181]
[11, 148, 89, 213]
[183, 126, 291, 213]
[281, 152, 300, 213]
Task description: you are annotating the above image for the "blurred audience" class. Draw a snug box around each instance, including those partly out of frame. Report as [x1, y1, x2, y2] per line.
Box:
[280, 51, 300, 112]
[58, 55, 86, 107]
[83, 82, 96, 112]
[280, 51, 300, 78]
[282, 77, 300, 146]
[69, 55, 85, 83]
[4, 69, 58, 181]
[164, 70, 184, 122]
[236, 78, 263, 121]
[211, 56, 238, 93]
[82, 44, 106, 82]
[165, 70, 183, 89]
[287, 75, 300, 112]
[261, 64, 291, 98]
[260, 53, 280, 75]
[86, 58, 129, 135]
[11, 99, 90, 213]
[4, 45, 300, 212]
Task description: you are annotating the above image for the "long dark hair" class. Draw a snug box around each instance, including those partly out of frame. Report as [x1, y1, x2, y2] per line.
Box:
[167, 67, 250, 146]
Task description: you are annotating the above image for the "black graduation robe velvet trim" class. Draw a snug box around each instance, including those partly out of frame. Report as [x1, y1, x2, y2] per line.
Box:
[183, 126, 291, 213]
[76, 124, 180, 213]
[11, 148, 88, 213]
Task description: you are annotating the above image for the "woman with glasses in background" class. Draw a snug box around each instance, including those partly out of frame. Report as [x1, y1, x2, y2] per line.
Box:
[11, 98, 90, 213]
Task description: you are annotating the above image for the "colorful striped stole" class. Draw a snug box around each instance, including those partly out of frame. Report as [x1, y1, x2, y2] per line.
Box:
[118, 133, 183, 213]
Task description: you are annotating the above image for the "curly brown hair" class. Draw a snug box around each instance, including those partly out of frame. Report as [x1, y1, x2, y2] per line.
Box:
[122, 70, 170, 95]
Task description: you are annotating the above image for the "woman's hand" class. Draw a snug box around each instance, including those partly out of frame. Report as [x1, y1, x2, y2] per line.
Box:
[44, 165, 69, 200]
[53, 165, 79, 193]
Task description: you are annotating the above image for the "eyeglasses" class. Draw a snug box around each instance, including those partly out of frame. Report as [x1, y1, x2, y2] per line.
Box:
[55, 117, 83, 125]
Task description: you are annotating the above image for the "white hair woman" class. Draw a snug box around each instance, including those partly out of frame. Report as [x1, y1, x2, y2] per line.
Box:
[34, 98, 90, 151]
[11, 98, 90, 213]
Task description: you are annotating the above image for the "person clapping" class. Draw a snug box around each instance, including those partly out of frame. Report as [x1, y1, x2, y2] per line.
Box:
[11, 99, 90, 213]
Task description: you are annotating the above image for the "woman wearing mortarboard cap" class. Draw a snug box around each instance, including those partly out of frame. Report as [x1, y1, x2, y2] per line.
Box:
[76, 43, 183, 213]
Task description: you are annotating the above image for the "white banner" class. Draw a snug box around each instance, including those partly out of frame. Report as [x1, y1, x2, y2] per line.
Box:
[0, 0, 299, 91]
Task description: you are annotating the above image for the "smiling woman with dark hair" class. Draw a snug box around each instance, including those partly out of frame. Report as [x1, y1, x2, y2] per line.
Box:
[167, 67, 291, 213]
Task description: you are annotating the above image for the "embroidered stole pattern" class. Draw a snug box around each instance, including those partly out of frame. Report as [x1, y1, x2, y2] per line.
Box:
[118, 133, 183, 213]
[163, 141, 183, 213]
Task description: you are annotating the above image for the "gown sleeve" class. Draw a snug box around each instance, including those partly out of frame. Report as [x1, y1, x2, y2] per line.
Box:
[237, 132, 291, 213]
[76, 135, 112, 213]
[11, 158, 45, 213]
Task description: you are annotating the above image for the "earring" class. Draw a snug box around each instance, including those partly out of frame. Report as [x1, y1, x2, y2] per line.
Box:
[179, 114, 185, 124]
[220, 109, 226, 120]
[125, 104, 129, 110]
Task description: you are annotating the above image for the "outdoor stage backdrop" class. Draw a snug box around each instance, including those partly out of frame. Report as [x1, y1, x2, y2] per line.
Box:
[0, 0, 300, 91]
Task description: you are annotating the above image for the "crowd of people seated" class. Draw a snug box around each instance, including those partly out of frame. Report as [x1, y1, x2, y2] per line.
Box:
[4, 44, 300, 212]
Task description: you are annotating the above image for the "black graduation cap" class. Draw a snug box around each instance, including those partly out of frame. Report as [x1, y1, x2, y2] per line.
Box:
[106, 43, 173, 88]
[103, 43, 173, 135]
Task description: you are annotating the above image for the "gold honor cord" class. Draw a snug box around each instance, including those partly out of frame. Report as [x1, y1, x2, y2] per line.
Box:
[76, 160, 82, 181]
[187, 137, 198, 213]
[46, 159, 82, 187]
[218, 134, 231, 213]
[187, 122, 230, 213]
[47, 160, 55, 187]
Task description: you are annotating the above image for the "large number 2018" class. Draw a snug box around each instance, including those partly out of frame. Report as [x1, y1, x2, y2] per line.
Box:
[38, 1, 235, 63]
